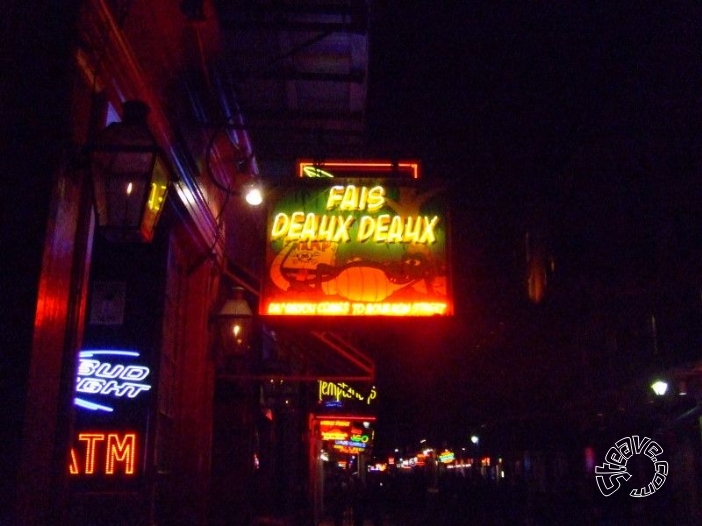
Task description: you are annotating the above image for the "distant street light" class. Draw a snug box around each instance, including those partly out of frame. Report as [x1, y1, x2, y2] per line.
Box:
[651, 380, 668, 396]
[470, 435, 479, 445]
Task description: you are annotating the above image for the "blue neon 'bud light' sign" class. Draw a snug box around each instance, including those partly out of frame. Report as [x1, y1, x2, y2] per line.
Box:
[74, 350, 151, 413]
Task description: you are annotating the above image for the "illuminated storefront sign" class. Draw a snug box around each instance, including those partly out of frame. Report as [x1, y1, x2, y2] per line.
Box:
[70, 349, 150, 488]
[335, 438, 368, 449]
[322, 430, 349, 441]
[262, 178, 452, 316]
[74, 350, 151, 413]
[69, 432, 138, 476]
[439, 450, 455, 464]
[319, 419, 352, 441]
[318, 418, 374, 453]
[318, 380, 377, 406]
[319, 419, 352, 427]
[333, 430, 371, 453]
[351, 432, 370, 444]
[333, 444, 365, 455]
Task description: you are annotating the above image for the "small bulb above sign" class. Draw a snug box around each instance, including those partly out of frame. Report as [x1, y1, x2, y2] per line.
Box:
[245, 185, 263, 206]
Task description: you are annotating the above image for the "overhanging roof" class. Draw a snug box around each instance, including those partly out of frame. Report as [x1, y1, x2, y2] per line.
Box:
[76, 0, 376, 381]
[211, 0, 370, 162]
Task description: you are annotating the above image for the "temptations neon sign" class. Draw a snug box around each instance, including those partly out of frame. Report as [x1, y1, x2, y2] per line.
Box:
[297, 159, 420, 179]
[318, 380, 377, 406]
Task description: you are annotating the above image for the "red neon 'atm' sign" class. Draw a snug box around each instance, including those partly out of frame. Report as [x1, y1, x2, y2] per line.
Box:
[69, 432, 137, 476]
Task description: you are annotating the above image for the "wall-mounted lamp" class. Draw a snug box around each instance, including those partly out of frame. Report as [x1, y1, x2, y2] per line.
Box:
[243, 182, 263, 206]
[205, 125, 264, 207]
[87, 100, 169, 243]
[212, 286, 253, 366]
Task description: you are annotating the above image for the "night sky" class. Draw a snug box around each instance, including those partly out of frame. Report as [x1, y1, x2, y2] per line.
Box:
[361, 1, 702, 450]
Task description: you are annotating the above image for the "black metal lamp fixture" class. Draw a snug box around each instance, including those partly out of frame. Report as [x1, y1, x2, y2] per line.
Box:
[204, 124, 264, 207]
[88, 100, 169, 243]
[212, 286, 253, 365]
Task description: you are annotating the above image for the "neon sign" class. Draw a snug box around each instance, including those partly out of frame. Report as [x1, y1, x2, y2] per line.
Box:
[74, 350, 151, 413]
[322, 431, 349, 441]
[334, 434, 370, 451]
[319, 419, 351, 441]
[319, 419, 351, 427]
[69, 432, 138, 476]
[439, 450, 455, 464]
[336, 439, 368, 448]
[267, 301, 447, 316]
[351, 433, 370, 444]
[297, 159, 420, 179]
[318, 381, 377, 405]
[262, 178, 452, 317]
[333, 444, 365, 455]
[327, 422, 373, 454]
[269, 185, 438, 244]
[270, 211, 438, 243]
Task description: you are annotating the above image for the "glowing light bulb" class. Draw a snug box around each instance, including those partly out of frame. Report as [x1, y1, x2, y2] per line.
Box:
[126, 182, 133, 195]
[245, 186, 263, 206]
[651, 380, 668, 396]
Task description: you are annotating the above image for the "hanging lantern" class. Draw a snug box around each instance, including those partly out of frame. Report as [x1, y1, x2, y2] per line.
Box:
[213, 286, 253, 365]
[88, 100, 169, 243]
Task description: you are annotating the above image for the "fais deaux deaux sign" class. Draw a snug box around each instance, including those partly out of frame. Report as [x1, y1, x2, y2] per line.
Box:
[261, 177, 452, 317]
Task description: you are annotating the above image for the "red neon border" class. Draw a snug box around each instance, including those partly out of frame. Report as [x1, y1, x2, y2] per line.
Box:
[313, 415, 377, 422]
[297, 159, 420, 179]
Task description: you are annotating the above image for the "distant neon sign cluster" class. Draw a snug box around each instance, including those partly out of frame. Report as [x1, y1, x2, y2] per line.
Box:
[318, 418, 373, 454]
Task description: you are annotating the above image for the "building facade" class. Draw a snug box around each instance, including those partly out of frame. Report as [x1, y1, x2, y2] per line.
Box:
[3, 1, 376, 525]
